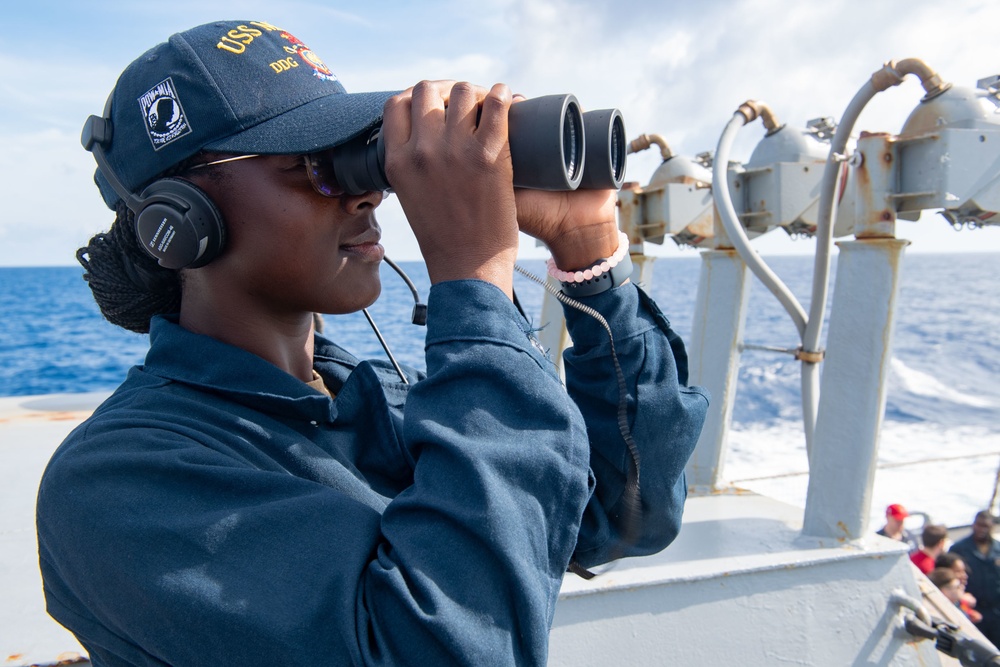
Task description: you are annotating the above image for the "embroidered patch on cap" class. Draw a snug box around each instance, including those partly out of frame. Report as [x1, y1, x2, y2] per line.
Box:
[138, 77, 192, 150]
[279, 30, 338, 82]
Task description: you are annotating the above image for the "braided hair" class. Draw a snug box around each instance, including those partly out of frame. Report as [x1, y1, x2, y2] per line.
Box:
[77, 199, 182, 334]
[77, 156, 208, 334]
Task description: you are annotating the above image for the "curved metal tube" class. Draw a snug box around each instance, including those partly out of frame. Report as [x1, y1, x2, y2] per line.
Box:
[712, 110, 809, 336]
[802, 81, 877, 439]
[890, 588, 932, 625]
[804, 58, 949, 441]
[627, 133, 673, 160]
[712, 106, 814, 452]
[709, 61, 946, 459]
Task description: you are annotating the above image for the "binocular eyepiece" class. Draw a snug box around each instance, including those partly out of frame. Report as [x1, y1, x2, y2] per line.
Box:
[330, 94, 626, 195]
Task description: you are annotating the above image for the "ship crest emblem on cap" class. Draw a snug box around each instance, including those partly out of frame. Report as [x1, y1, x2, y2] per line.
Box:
[137, 77, 192, 150]
[280, 31, 338, 83]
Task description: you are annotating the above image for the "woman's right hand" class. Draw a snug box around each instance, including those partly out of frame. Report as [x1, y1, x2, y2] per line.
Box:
[381, 80, 519, 300]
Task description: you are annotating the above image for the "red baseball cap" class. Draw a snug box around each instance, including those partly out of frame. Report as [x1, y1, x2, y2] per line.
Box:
[887, 503, 909, 520]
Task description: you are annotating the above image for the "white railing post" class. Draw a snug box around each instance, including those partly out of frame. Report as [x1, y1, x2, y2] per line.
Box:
[685, 248, 750, 490]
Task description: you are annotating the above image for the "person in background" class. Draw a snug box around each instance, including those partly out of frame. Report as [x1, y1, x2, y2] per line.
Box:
[929, 567, 966, 607]
[911, 524, 949, 574]
[876, 503, 919, 552]
[951, 511, 1000, 646]
[937, 552, 983, 624]
[33, 19, 709, 666]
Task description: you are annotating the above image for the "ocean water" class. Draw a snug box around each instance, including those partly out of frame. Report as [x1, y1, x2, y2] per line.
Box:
[1, 253, 997, 530]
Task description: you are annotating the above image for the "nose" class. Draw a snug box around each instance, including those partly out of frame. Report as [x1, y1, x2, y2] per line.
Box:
[341, 190, 385, 213]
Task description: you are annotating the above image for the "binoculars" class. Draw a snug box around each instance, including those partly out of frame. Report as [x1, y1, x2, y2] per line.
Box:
[332, 94, 626, 194]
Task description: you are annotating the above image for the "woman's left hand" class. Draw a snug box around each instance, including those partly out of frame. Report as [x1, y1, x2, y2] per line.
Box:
[514, 187, 620, 271]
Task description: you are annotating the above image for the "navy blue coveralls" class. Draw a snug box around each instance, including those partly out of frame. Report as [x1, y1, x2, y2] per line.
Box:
[37, 279, 708, 666]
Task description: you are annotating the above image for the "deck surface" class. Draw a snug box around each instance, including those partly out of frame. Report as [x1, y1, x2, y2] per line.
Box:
[1, 393, 106, 666]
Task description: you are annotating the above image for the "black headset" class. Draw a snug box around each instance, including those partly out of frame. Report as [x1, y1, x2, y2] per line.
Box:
[81, 93, 226, 270]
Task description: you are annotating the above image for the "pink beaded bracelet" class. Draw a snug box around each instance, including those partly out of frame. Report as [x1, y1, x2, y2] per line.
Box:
[546, 231, 629, 283]
[545, 231, 632, 297]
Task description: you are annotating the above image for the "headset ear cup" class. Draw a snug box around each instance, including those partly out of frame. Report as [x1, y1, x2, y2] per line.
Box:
[133, 178, 225, 270]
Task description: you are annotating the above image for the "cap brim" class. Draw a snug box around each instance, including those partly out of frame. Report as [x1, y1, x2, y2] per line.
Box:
[205, 89, 400, 154]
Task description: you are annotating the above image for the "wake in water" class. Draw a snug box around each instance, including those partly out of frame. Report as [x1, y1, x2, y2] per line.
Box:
[726, 418, 1000, 530]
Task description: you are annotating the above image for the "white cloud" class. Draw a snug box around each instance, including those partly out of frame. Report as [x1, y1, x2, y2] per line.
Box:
[0, 128, 112, 266]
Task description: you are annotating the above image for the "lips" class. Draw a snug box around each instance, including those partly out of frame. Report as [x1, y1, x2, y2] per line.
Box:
[341, 225, 384, 262]
[342, 227, 382, 248]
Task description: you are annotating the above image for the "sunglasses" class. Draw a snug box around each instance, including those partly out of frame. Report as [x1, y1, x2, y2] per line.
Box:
[186, 151, 380, 199]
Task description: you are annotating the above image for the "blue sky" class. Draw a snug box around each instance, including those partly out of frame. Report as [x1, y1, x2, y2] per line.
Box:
[2, 0, 999, 265]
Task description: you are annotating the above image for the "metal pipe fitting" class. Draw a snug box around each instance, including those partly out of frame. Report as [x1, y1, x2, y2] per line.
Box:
[627, 133, 673, 160]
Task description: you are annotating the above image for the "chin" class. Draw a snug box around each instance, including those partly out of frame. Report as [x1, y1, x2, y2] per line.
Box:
[324, 279, 381, 315]
[359, 277, 382, 309]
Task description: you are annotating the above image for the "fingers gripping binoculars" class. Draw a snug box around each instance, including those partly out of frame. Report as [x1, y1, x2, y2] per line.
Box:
[332, 94, 627, 195]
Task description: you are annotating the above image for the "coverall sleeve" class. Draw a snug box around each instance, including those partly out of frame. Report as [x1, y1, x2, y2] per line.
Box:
[363, 280, 594, 664]
[560, 283, 710, 568]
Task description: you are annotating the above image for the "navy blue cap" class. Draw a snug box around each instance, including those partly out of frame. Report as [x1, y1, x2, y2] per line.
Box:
[93, 20, 397, 208]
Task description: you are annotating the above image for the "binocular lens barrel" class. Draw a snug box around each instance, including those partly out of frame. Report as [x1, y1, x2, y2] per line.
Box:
[508, 94, 585, 191]
[580, 108, 627, 190]
[330, 94, 625, 195]
[330, 129, 392, 194]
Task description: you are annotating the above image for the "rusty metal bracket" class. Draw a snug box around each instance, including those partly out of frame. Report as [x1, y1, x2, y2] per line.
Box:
[795, 347, 825, 363]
